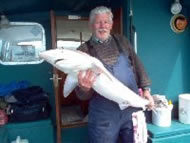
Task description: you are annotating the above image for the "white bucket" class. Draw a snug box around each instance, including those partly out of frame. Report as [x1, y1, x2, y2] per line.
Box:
[179, 94, 190, 124]
[152, 105, 173, 127]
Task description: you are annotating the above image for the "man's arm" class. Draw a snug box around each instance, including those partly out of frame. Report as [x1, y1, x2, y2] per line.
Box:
[118, 35, 154, 109]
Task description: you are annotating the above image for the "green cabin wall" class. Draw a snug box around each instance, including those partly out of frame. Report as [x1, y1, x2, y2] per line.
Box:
[0, 12, 57, 124]
[0, 0, 190, 142]
[123, 0, 190, 118]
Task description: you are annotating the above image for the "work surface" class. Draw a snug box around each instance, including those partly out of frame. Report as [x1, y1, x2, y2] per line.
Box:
[147, 120, 190, 143]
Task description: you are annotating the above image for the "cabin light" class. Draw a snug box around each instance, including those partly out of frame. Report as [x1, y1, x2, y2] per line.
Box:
[0, 14, 10, 28]
[171, 0, 182, 15]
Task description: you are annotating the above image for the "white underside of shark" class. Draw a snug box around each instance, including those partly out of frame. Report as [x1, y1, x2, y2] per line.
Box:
[39, 48, 149, 110]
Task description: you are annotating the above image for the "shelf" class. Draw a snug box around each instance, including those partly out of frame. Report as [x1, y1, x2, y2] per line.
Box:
[61, 105, 88, 128]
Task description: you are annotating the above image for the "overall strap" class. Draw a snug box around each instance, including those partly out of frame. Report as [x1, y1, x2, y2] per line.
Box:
[112, 34, 135, 74]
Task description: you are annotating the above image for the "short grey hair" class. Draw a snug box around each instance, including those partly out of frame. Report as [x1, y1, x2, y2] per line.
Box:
[89, 6, 113, 24]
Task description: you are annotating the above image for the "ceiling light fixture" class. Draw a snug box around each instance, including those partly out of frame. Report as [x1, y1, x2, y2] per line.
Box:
[171, 0, 182, 15]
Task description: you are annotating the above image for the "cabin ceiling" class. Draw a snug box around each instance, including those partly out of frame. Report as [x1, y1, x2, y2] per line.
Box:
[1, 0, 190, 18]
[0, 0, 122, 16]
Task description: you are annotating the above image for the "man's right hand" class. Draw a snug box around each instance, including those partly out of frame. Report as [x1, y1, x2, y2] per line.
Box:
[78, 69, 97, 92]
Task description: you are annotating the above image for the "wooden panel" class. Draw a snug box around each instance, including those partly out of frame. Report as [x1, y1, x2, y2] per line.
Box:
[112, 7, 123, 34]
[50, 10, 62, 143]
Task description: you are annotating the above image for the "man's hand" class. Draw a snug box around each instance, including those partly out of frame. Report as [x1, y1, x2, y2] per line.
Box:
[143, 90, 155, 110]
[78, 69, 97, 92]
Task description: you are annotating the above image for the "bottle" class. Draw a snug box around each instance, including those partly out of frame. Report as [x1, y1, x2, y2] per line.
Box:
[11, 136, 29, 143]
[168, 100, 172, 105]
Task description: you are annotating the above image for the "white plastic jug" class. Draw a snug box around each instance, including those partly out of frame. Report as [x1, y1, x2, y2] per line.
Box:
[179, 94, 190, 124]
[11, 136, 29, 143]
[152, 105, 173, 127]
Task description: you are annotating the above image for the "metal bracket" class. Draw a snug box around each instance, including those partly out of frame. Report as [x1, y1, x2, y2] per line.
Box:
[50, 74, 62, 87]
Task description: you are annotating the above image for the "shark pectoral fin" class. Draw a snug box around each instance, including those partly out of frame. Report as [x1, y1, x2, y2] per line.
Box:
[63, 74, 78, 98]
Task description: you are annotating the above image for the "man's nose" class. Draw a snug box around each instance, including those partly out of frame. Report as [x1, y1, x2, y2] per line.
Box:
[99, 22, 106, 27]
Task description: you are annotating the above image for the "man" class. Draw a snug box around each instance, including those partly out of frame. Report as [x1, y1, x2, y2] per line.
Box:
[75, 6, 154, 143]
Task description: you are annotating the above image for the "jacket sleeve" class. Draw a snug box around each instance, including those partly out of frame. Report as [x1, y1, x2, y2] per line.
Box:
[119, 35, 151, 88]
[75, 86, 93, 100]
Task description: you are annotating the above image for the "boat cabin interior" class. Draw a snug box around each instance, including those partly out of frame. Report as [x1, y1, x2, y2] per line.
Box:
[0, 0, 190, 143]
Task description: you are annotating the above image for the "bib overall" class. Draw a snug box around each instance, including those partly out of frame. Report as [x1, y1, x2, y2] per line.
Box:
[88, 51, 142, 143]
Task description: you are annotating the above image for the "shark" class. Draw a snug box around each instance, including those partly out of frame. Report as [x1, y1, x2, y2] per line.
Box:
[39, 48, 150, 110]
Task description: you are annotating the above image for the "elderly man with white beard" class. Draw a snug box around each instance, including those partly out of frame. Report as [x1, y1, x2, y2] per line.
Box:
[75, 6, 154, 143]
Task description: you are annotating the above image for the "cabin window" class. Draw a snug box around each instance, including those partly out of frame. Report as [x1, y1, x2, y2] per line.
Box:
[57, 40, 82, 50]
[56, 17, 91, 50]
[0, 22, 46, 65]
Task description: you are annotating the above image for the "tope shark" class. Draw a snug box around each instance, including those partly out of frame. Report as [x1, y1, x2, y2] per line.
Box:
[39, 48, 150, 110]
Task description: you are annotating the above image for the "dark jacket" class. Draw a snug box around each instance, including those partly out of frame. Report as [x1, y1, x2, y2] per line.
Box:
[75, 34, 151, 100]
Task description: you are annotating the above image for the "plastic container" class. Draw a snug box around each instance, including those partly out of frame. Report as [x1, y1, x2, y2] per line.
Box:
[179, 94, 190, 124]
[11, 136, 29, 143]
[152, 105, 173, 127]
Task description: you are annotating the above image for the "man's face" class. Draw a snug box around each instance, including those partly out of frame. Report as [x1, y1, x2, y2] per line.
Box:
[90, 13, 113, 41]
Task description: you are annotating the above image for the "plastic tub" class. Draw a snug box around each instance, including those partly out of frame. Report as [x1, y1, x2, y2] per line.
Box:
[152, 105, 173, 127]
[179, 94, 190, 124]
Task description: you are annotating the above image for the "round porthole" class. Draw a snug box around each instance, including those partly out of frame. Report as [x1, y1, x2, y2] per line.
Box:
[170, 14, 188, 33]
